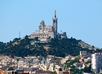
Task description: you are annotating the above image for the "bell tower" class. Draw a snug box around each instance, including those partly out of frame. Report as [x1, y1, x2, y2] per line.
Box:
[52, 10, 58, 38]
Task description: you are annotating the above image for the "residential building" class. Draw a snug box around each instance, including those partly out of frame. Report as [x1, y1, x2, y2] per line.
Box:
[92, 53, 102, 74]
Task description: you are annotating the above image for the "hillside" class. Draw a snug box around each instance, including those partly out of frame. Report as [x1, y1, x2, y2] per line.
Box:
[0, 36, 101, 57]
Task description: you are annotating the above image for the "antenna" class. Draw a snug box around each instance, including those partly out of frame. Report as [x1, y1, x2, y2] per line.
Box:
[19, 31, 21, 38]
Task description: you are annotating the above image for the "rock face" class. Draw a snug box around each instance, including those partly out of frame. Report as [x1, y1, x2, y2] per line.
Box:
[78, 41, 100, 50]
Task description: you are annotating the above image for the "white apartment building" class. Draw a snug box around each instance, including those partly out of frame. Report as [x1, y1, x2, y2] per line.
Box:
[92, 53, 102, 74]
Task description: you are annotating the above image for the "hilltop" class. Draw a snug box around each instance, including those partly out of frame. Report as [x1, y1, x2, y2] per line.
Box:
[0, 35, 101, 57]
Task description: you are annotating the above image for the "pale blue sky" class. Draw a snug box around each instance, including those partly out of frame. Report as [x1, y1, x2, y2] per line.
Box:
[0, 0, 102, 48]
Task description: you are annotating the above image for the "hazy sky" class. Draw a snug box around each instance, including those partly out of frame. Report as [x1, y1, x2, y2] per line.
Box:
[0, 0, 102, 48]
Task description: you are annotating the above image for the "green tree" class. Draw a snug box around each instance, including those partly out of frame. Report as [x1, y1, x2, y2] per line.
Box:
[34, 37, 39, 41]
[83, 65, 91, 73]
[53, 71, 57, 74]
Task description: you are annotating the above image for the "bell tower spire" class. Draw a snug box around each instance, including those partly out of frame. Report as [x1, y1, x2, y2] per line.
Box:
[54, 10, 56, 18]
[52, 10, 58, 38]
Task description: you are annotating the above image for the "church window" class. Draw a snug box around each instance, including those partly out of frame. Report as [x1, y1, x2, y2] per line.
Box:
[53, 20, 56, 23]
[40, 27, 42, 30]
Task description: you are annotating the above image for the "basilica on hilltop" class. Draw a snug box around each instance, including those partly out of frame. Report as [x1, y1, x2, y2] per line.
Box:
[29, 10, 67, 41]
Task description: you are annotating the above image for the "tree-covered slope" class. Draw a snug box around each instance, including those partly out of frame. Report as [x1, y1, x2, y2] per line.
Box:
[0, 36, 101, 57]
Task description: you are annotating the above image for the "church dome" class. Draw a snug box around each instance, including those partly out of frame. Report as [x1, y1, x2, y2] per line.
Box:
[40, 20, 45, 26]
[40, 20, 44, 23]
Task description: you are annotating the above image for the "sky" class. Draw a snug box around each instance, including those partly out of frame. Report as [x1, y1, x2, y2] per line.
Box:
[0, 0, 102, 48]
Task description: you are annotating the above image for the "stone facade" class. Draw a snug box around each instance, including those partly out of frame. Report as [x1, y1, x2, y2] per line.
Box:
[29, 10, 67, 41]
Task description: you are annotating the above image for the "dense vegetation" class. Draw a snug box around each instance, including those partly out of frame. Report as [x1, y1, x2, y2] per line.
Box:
[0, 36, 100, 57]
[48, 38, 82, 57]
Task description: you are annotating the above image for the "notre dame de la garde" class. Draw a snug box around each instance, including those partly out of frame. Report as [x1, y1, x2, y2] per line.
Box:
[29, 10, 67, 42]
